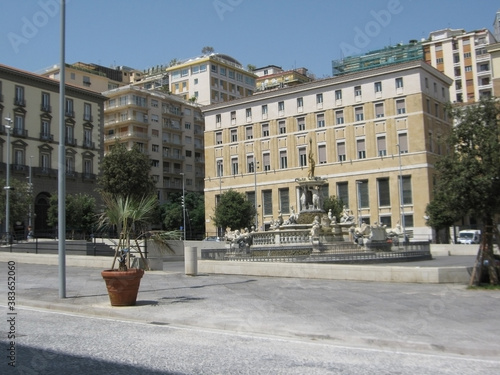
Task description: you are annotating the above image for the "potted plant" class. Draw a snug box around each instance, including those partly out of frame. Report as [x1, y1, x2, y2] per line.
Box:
[99, 193, 159, 306]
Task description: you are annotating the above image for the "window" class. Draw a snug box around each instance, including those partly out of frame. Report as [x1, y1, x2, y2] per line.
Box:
[247, 155, 255, 173]
[335, 110, 344, 125]
[357, 139, 366, 159]
[375, 103, 384, 118]
[401, 175, 412, 204]
[463, 52, 471, 59]
[14, 115, 25, 136]
[377, 136, 387, 156]
[299, 147, 307, 167]
[41, 92, 50, 112]
[216, 114, 221, 124]
[316, 113, 325, 128]
[220, 67, 226, 76]
[337, 182, 348, 207]
[211, 64, 218, 73]
[151, 160, 160, 168]
[335, 89, 342, 100]
[263, 152, 271, 171]
[230, 128, 237, 142]
[263, 190, 273, 216]
[15, 85, 25, 106]
[297, 117, 306, 131]
[278, 101, 285, 113]
[395, 77, 404, 88]
[279, 120, 286, 134]
[216, 160, 223, 177]
[83, 103, 92, 121]
[465, 66, 472, 72]
[378, 178, 390, 207]
[262, 123, 269, 137]
[318, 144, 327, 164]
[231, 158, 238, 175]
[398, 133, 408, 153]
[380, 216, 392, 228]
[246, 126, 253, 140]
[279, 188, 290, 214]
[261, 104, 268, 116]
[396, 99, 406, 114]
[215, 131, 222, 145]
[246, 108, 252, 121]
[436, 58, 444, 64]
[280, 150, 288, 169]
[357, 180, 369, 208]
[230, 111, 236, 122]
[374, 81, 382, 93]
[337, 142, 346, 162]
[41, 119, 51, 141]
[435, 103, 439, 118]
[65, 98, 74, 117]
[354, 85, 362, 97]
[316, 93, 323, 104]
[83, 128, 92, 148]
[297, 97, 303, 109]
[354, 106, 364, 122]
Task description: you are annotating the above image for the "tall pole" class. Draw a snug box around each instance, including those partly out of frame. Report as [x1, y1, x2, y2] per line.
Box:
[356, 181, 362, 227]
[397, 144, 406, 242]
[4, 118, 12, 242]
[253, 157, 258, 230]
[58, 0, 66, 298]
[28, 156, 33, 229]
[180, 173, 186, 241]
[217, 160, 222, 237]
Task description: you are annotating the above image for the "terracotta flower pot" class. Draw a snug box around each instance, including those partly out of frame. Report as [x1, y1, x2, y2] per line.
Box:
[101, 268, 145, 306]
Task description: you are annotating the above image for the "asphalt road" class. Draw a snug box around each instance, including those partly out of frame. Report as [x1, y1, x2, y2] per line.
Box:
[1, 307, 498, 375]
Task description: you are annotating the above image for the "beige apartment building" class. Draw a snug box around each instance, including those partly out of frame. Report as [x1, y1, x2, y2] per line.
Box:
[0, 64, 106, 236]
[203, 60, 453, 240]
[166, 53, 257, 105]
[423, 28, 496, 103]
[102, 85, 205, 202]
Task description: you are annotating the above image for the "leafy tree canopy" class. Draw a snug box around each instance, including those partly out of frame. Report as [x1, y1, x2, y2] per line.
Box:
[322, 195, 344, 221]
[430, 98, 500, 224]
[0, 178, 32, 231]
[201, 46, 214, 55]
[212, 189, 256, 232]
[47, 193, 97, 237]
[98, 141, 156, 200]
[160, 192, 205, 238]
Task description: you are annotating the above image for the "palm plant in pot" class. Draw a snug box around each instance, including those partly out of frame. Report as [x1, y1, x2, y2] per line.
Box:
[99, 193, 159, 306]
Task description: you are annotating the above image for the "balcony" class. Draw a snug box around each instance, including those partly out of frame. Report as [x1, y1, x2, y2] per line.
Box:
[82, 140, 95, 149]
[39, 133, 54, 142]
[12, 128, 28, 137]
[40, 104, 52, 113]
[14, 97, 26, 106]
[65, 137, 78, 147]
[65, 110, 75, 118]
[83, 114, 93, 122]
[82, 172, 96, 181]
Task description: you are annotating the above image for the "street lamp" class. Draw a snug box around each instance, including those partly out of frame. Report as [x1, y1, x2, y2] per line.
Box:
[28, 155, 34, 230]
[217, 160, 222, 237]
[253, 156, 258, 230]
[180, 173, 186, 241]
[4, 116, 12, 243]
[396, 144, 406, 242]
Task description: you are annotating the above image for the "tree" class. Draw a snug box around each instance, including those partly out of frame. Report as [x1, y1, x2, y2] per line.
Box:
[98, 141, 156, 200]
[0, 177, 32, 234]
[160, 192, 205, 239]
[212, 189, 256, 232]
[430, 98, 500, 283]
[247, 64, 256, 72]
[201, 46, 214, 55]
[322, 195, 344, 221]
[47, 193, 97, 239]
[425, 190, 459, 243]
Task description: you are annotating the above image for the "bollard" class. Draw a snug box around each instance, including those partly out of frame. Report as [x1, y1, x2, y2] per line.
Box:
[184, 246, 198, 276]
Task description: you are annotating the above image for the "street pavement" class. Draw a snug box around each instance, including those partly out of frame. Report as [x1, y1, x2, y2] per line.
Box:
[1, 258, 499, 374]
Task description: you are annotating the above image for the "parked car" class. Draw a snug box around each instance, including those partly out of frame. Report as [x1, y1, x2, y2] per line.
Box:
[203, 236, 221, 242]
[457, 230, 481, 244]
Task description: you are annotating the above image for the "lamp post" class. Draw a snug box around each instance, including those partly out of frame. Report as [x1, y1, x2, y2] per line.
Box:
[217, 160, 222, 237]
[28, 155, 33, 230]
[396, 144, 406, 242]
[180, 173, 186, 241]
[4, 117, 12, 243]
[253, 156, 258, 230]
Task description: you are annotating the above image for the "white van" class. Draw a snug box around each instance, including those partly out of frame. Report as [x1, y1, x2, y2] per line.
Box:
[457, 230, 481, 244]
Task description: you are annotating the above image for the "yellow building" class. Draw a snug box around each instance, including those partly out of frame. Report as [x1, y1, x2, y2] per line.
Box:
[166, 53, 257, 105]
[102, 85, 205, 201]
[253, 65, 313, 91]
[202, 60, 453, 240]
[487, 42, 500, 95]
[423, 28, 495, 103]
[0, 63, 106, 236]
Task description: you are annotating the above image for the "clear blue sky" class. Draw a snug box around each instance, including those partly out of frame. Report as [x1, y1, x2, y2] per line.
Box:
[1, 0, 498, 78]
